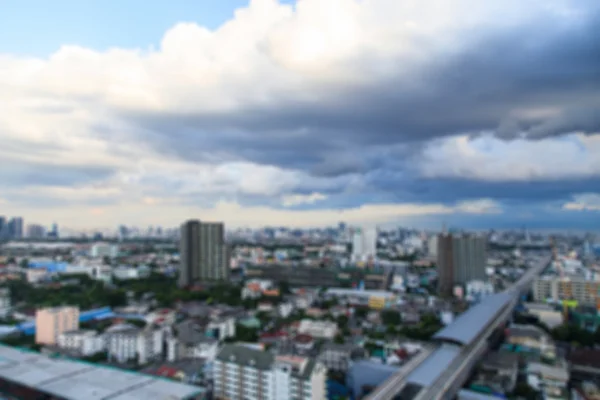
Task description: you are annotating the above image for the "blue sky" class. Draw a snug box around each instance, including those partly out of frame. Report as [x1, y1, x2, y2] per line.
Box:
[0, 0, 294, 56]
[0, 0, 599, 231]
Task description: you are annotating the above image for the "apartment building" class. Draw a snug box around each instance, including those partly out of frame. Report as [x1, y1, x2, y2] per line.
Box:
[57, 330, 104, 356]
[318, 343, 366, 372]
[297, 319, 338, 340]
[214, 344, 327, 400]
[35, 306, 79, 345]
[437, 233, 487, 296]
[533, 276, 600, 306]
[0, 288, 11, 318]
[105, 324, 164, 365]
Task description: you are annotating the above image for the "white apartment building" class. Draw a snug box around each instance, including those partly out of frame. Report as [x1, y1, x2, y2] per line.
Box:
[0, 288, 11, 318]
[105, 324, 163, 365]
[351, 227, 378, 263]
[26, 268, 48, 284]
[214, 344, 327, 400]
[57, 330, 105, 356]
[206, 317, 236, 341]
[297, 319, 338, 340]
[90, 243, 119, 258]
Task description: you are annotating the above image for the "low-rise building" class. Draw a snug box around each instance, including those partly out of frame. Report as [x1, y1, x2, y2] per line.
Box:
[297, 319, 338, 340]
[526, 362, 569, 399]
[57, 330, 105, 356]
[105, 324, 163, 365]
[318, 343, 367, 372]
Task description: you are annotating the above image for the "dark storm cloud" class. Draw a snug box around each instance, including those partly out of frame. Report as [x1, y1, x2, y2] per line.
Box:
[120, 7, 600, 178]
[363, 172, 600, 205]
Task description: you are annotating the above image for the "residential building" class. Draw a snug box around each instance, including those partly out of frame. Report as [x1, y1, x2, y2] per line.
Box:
[526, 362, 569, 399]
[35, 306, 80, 345]
[105, 324, 164, 365]
[26, 268, 49, 284]
[352, 227, 378, 263]
[179, 220, 229, 287]
[505, 324, 556, 361]
[26, 224, 46, 239]
[57, 330, 105, 356]
[437, 233, 487, 296]
[214, 344, 327, 400]
[297, 319, 338, 340]
[0, 288, 11, 318]
[533, 276, 600, 306]
[470, 352, 519, 396]
[89, 242, 119, 258]
[318, 343, 367, 372]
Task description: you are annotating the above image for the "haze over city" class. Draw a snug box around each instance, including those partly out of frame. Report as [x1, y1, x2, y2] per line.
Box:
[1, 0, 600, 232]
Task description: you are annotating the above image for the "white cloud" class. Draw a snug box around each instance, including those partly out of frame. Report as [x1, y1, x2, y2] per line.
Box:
[419, 133, 600, 181]
[0, 0, 590, 228]
[563, 193, 600, 211]
[281, 192, 328, 207]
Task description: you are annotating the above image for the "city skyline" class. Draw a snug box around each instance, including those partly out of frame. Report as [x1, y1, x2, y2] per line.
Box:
[1, 0, 600, 230]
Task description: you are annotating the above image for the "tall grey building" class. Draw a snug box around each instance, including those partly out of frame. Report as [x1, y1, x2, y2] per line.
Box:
[179, 220, 229, 287]
[437, 233, 487, 297]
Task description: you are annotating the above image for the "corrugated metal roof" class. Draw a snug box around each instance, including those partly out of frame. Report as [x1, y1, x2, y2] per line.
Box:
[433, 292, 513, 346]
[406, 344, 461, 387]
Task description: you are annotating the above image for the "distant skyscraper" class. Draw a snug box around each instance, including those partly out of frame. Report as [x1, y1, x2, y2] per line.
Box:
[179, 220, 229, 287]
[437, 233, 487, 297]
[0, 216, 6, 239]
[27, 224, 46, 239]
[8, 217, 23, 239]
[351, 227, 378, 263]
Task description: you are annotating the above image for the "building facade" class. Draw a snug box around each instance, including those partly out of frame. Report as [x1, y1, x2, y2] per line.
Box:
[179, 220, 229, 287]
[35, 306, 80, 345]
[106, 325, 164, 365]
[57, 330, 105, 356]
[437, 233, 487, 296]
[214, 345, 326, 400]
[533, 276, 600, 307]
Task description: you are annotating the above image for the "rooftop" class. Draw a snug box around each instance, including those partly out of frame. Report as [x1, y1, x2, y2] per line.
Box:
[433, 292, 513, 346]
[0, 345, 205, 400]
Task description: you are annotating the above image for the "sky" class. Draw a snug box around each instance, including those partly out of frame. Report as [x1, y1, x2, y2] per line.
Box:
[1, 0, 599, 231]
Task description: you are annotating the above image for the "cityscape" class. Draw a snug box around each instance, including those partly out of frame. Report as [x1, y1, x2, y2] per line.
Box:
[1, 0, 600, 400]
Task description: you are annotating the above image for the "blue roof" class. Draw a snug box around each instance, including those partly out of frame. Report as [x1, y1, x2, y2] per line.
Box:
[433, 292, 514, 346]
[406, 344, 461, 387]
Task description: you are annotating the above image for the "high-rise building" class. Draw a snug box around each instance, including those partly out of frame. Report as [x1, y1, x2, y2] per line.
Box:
[437, 233, 487, 297]
[7, 217, 23, 239]
[0, 216, 6, 239]
[27, 224, 46, 239]
[351, 227, 378, 262]
[35, 306, 80, 345]
[179, 220, 229, 287]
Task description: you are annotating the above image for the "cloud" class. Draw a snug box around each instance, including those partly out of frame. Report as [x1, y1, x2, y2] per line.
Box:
[0, 0, 599, 228]
[563, 193, 600, 211]
[281, 192, 328, 207]
[418, 133, 600, 181]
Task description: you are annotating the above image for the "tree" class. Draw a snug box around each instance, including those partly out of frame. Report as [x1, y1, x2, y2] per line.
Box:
[279, 280, 291, 295]
[334, 333, 345, 344]
[381, 310, 401, 326]
[512, 383, 538, 399]
[355, 307, 369, 319]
